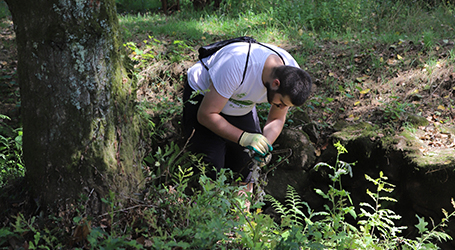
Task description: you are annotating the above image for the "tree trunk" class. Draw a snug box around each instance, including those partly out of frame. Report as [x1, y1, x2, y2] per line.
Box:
[5, 0, 144, 215]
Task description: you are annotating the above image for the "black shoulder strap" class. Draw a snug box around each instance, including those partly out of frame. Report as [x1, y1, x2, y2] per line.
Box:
[240, 40, 253, 85]
[199, 36, 257, 71]
[257, 42, 285, 65]
[240, 42, 285, 85]
[200, 38, 286, 86]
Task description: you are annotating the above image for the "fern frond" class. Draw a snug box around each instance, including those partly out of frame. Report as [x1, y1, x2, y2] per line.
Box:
[378, 196, 397, 202]
[265, 194, 287, 217]
[285, 185, 306, 225]
[426, 231, 453, 242]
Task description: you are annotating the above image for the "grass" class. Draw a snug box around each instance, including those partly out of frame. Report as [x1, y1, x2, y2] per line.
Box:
[117, 0, 455, 71]
[0, 1, 8, 20]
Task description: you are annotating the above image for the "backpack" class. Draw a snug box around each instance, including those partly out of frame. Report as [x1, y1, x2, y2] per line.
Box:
[198, 36, 285, 85]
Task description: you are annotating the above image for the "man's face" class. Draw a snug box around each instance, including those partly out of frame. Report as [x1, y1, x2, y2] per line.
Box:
[265, 82, 293, 109]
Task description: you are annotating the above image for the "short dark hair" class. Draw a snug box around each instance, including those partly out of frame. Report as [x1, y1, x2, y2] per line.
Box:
[274, 66, 312, 106]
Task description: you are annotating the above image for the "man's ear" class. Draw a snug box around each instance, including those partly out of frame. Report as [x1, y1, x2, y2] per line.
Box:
[272, 79, 280, 89]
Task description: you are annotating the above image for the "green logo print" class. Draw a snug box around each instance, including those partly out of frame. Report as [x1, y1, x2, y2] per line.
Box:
[229, 93, 253, 108]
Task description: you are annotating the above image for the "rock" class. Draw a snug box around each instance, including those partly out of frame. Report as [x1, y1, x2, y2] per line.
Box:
[395, 124, 455, 170]
[264, 128, 316, 201]
[406, 114, 429, 127]
[331, 121, 382, 159]
[313, 121, 455, 249]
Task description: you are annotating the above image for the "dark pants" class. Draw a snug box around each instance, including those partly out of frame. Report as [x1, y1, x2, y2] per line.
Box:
[182, 82, 261, 181]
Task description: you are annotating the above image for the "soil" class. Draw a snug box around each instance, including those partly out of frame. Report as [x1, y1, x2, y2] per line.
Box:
[2, 19, 454, 149]
[302, 39, 455, 151]
[1, 15, 455, 248]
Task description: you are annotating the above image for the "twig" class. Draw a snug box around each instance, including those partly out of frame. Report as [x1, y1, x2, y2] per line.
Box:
[232, 201, 254, 231]
[265, 148, 293, 176]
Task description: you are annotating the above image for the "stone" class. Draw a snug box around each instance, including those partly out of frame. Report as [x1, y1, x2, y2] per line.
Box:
[264, 128, 316, 201]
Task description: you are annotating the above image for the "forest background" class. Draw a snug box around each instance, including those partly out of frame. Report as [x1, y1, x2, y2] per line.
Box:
[1, 0, 455, 249]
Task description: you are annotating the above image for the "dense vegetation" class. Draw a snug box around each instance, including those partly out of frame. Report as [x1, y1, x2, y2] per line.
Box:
[1, 0, 455, 248]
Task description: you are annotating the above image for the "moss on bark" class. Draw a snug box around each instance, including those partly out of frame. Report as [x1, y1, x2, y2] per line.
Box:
[6, 0, 144, 215]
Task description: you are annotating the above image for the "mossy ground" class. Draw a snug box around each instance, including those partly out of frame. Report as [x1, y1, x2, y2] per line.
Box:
[1, 4, 455, 247]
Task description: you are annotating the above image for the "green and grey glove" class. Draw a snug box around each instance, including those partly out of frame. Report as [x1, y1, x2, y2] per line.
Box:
[238, 131, 273, 156]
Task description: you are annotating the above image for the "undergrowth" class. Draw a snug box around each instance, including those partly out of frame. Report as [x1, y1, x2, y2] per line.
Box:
[1, 140, 454, 249]
[1, 0, 455, 249]
[0, 114, 23, 187]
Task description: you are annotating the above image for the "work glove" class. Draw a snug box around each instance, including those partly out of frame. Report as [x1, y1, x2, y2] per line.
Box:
[247, 149, 272, 167]
[238, 131, 273, 156]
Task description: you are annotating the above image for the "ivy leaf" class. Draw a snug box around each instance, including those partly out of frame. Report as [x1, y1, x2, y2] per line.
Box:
[415, 214, 428, 234]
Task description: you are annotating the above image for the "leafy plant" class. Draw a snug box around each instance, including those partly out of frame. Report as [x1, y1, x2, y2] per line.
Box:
[358, 171, 407, 248]
[267, 185, 311, 227]
[236, 209, 277, 249]
[380, 96, 415, 122]
[84, 227, 143, 250]
[0, 114, 24, 187]
[124, 36, 163, 71]
[143, 141, 196, 187]
[137, 95, 182, 141]
[166, 40, 194, 63]
[147, 168, 250, 249]
[314, 141, 356, 219]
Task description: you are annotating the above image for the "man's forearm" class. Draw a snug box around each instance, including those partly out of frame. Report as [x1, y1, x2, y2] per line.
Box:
[263, 118, 285, 144]
[198, 112, 244, 143]
[196, 82, 244, 143]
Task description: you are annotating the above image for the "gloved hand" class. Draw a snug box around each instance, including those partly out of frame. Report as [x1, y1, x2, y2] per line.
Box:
[238, 131, 273, 156]
[251, 152, 272, 167]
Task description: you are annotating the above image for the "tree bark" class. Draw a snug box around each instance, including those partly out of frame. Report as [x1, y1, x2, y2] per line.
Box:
[5, 0, 144, 215]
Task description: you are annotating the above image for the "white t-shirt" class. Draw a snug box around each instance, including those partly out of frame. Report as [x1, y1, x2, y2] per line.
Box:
[187, 42, 299, 116]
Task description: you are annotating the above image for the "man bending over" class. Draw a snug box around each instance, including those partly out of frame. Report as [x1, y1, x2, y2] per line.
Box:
[183, 39, 312, 185]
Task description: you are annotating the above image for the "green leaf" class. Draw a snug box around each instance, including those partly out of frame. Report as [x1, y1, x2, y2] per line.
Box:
[415, 214, 428, 234]
[0, 228, 15, 245]
[314, 188, 329, 199]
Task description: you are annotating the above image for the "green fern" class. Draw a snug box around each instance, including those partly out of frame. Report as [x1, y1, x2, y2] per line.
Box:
[405, 200, 455, 248]
[266, 185, 314, 227]
[285, 185, 307, 226]
[143, 141, 195, 187]
[358, 171, 406, 245]
[266, 193, 287, 218]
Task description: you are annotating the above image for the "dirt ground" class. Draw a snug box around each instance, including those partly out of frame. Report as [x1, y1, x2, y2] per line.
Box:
[1, 13, 455, 248]
[132, 35, 455, 153]
[302, 38, 455, 153]
[2, 16, 455, 158]
[1, 15, 454, 164]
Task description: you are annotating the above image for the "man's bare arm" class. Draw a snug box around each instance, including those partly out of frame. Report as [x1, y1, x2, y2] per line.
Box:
[263, 105, 288, 144]
[197, 83, 244, 143]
